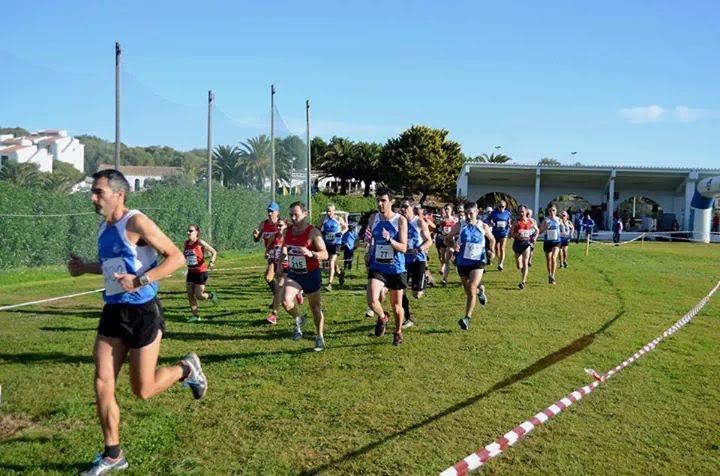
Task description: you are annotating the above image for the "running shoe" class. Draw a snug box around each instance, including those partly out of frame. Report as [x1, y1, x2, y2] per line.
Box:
[563, 261, 568, 268]
[324, 284, 333, 292]
[441, 279, 448, 287]
[292, 315, 306, 340]
[392, 332, 403, 346]
[296, 291, 304, 305]
[338, 271, 345, 285]
[549, 275, 556, 285]
[478, 289, 488, 305]
[314, 335, 325, 352]
[209, 291, 218, 305]
[80, 452, 128, 476]
[458, 317, 470, 331]
[365, 308, 374, 318]
[528, 260, 533, 267]
[266, 312, 277, 325]
[187, 315, 202, 323]
[518, 282, 524, 290]
[180, 352, 207, 399]
[497, 264, 503, 271]
[401, 318, 415, 329]
[374, 314, 389, 337]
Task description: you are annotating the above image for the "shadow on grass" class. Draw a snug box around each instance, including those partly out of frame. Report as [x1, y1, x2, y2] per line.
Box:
[1, 308, 100, 319]
[0, 462, 86, 473]
[301, 308, 626, 475]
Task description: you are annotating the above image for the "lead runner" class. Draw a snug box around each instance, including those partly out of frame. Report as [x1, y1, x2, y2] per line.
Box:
[68, 169, 207, 475]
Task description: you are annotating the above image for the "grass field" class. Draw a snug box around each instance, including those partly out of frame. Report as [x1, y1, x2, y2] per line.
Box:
[1, 242, 719, 475]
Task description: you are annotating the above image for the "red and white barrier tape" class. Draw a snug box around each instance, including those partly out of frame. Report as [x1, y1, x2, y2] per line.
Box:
[440, 280, 720, 476]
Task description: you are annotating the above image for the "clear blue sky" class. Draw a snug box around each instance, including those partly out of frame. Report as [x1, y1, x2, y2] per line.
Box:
[1, 0, 718, 168]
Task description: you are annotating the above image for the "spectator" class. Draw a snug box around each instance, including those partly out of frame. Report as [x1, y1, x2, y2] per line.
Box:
[612, 211, 623, 244]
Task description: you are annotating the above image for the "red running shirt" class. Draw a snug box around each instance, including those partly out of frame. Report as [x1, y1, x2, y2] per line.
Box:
[261, 219, 281, 252]
[284, 225, 319, 273]
[184, 240, 207, 273]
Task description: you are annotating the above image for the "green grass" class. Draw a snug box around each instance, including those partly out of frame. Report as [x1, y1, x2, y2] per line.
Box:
[1, 243, 719, 474]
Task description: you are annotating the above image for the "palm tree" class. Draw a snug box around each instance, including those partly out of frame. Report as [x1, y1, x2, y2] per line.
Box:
[350, 141, 382, 196]
[473, 153, 512, 163]
[316, 137, 354, 194]
[212, 145, 241, 187]
[238, 135, 272, 191]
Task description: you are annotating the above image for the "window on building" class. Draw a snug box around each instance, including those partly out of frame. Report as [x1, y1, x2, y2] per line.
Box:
[134, 178, 141, 191]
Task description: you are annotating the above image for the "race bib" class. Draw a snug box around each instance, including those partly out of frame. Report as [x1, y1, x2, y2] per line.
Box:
[442, 226, 452, 235]
[289, 255, 308, 273]
[560, 229, 569, 238]
[495, 220, 507, 229]
[463, 242, 485, 261]
[102, 257, 127, 296]
[262, 231, 275, 240]
[185, 252, 198, 267]
[546, 229, 559, 241]
[375, 243, 394, 264]
[519, 229, 532, 240]
[324, 232, 336, 242]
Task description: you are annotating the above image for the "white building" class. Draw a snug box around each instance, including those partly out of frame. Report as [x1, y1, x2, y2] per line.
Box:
[0, 129, 84, 173]
[97, 164, 184, 191]
[457, 163, 720, 231]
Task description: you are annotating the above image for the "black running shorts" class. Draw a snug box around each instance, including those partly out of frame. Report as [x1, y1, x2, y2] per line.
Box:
[406, 260, 427, 292]
[368, 270, 408, 290]
[98, 298, 165, 349]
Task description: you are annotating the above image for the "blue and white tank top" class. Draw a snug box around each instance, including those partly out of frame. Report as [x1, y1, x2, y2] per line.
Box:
[405, 217, 426, 264]
[489, 209, 512, 236]
[544, 217, 562, 242]
[321, 216, 342, 245]
[559, 220, 571, 239]
[456, 221, 486, 267]
[98, 209, 158, 305]
[369, 213, 406, 274]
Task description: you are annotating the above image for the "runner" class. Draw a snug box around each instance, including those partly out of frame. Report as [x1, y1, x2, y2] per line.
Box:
[435, 203, 458, 286]
[416, 204, 436, 287]
[68, 169, 206, 476]
[559, 211, 574, 268]
[487, 200, 512, 271]
[184, 224, 218, 322]
[341, 220, 358, 271]
[280, 201, 329, 351]
[400, 197, 432, 329]
[253, 202, 283, 312]
[320, 204, 348, 291]
[580, 210, 596, 242]
[511, 205, 536, 289]
[445, 201, 495, 330]
[538, 205, 562, 284]
[526, 208, 538, 267]
[366, 188, 408, 345]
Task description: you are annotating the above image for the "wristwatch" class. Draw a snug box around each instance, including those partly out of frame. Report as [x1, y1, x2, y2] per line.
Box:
[138, 273, 150, 286]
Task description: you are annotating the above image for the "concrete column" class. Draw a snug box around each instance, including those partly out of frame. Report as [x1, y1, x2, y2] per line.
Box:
[684, 171, 699, 230]
[458, 164, 470, 198]
[607, 169, 616, 230]
[534, 167, 541, 213]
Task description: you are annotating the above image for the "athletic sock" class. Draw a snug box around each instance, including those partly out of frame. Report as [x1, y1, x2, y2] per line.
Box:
[104, 444, 121, 459]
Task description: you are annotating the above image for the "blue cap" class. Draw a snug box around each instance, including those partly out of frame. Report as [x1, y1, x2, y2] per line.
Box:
[267, 202, 280, 212]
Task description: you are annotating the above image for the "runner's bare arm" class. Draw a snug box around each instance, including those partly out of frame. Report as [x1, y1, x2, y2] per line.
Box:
[67, 252, 102, 276]
[199, 240, 218, 266]
[122, 213, 185, 285]
[309, 228, 329, 261]
[484, 224, 497, 253]
[253, 221, 263, 241]
[419, 219, 433, 252]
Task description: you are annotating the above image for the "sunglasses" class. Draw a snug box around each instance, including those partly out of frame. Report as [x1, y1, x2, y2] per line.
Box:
[187, 229, 195, 233]
[400, 204, 411, 209]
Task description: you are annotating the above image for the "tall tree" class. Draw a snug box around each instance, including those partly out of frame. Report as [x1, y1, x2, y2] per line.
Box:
[316, 137, 355, 194]
[351, 141, 382, 196]
[238, 135, 273, 191]
[470, 153, 512, 163]
[212, 145, 241, 187]
[380, 125, 464, 204]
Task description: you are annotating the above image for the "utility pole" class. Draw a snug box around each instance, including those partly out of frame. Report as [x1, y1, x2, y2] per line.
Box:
[114, 42, 121, 169]
[207, 90, 214, 241]
[306, 99, 311, 216]
[270, 84, 276, 201]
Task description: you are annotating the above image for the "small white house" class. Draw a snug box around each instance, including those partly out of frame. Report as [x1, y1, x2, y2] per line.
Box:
[97, 164, 184, 191]
[0, 129, 84, 173]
